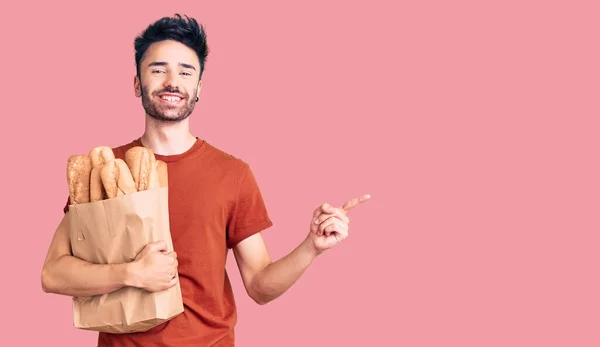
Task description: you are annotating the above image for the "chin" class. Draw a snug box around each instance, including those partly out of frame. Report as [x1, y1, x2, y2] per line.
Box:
[154, 112, 191, 123]
[144, 102, 194, 123]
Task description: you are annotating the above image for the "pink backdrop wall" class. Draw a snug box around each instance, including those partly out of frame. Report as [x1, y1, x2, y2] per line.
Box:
[1, 0, 599, 346]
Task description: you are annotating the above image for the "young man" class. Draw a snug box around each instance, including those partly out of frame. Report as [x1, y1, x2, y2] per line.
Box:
[41, 14, 370, 346]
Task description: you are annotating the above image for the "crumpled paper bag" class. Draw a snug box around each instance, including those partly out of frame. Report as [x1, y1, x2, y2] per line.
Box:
[67, 187, 183, 333]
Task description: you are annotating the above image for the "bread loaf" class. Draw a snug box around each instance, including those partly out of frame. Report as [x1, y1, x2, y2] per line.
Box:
[148, 161, 161, 189]
[67, 144, 165, 205]
[115, 159, 137, 194]
[90, 164, 107, 202]
[67, 155, 92, 204]
[89, 146, 115, 169]
[100, 160, 123, 198]
[124, 147, 156, 191]
[157, 160, 168, 188]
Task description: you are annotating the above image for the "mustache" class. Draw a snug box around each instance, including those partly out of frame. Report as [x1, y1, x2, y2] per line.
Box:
[153, 87, 188, 98]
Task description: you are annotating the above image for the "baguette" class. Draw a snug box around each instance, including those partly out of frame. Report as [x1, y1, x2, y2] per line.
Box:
[124, 147, 156, 191]
[157, 160, 168, 188]
[115, 158, 137, 194]
[148, 161, 161, 189]
[100, 160, 123, 198]
[100, 159, 139, 199]
[67, 155, 92, 204]
[89, 146, 115, 169]
[90, 164, 107, 202]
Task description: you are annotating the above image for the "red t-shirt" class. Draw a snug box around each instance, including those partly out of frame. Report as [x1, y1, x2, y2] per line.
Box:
[64, 137, 273, 346]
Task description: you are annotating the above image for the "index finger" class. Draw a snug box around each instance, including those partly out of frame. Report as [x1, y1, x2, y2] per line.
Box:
[341, 194, 371, 212]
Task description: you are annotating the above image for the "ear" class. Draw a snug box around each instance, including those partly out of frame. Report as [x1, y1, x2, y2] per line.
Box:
[196, 80, 203, 100]
[134, 75, 142, 98]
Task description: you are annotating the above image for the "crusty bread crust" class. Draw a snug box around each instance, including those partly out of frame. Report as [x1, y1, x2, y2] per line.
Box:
[156, 160, 168, 188]
[125, 147, 155, 191]
[100, 160, 121, 198]
[67, 155, 92, 204]
[89, 146, 115, 169]
[115, 158, 137, 194]
[90, 164, 107, 202]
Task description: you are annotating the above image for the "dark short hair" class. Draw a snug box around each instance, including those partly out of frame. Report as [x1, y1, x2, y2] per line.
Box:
[134, 14, 209, 78]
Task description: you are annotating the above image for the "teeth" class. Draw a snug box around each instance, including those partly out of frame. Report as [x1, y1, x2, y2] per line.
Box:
[161, 95, 181, 102]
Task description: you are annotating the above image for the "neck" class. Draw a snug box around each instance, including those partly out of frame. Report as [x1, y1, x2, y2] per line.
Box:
[139, 115, 197, 156]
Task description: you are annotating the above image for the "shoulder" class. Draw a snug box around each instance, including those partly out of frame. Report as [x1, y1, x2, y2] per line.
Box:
[203, 141, 251, 173]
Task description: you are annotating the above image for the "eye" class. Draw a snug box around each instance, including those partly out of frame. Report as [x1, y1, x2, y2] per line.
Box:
[152, 70, 166, 74]
[181, 72, 192, 76]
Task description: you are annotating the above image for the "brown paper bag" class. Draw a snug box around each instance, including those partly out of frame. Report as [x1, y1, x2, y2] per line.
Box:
[67, 186, 184, 334]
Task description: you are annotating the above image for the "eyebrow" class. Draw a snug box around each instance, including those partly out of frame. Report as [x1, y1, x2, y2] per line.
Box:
[147, 61, 197, 71]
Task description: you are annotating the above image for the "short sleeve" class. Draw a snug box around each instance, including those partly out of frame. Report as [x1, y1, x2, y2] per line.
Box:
[226, 163, 273, 248]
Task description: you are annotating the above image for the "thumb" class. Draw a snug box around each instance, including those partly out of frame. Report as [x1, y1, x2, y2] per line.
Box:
[321, 203, 337, 214]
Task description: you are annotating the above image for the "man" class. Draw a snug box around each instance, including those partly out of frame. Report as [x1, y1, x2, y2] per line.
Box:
[41, 14, 370, 346]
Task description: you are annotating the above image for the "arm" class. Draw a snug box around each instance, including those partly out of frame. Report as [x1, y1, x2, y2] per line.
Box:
[232, 233, 319, 305]
[41, 213, 178, 297]
[232, 195, 371, 305]
[41, 213, 133, 297]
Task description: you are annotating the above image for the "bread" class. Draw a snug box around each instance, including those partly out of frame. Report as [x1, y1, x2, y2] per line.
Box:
[115, 159, 137, 194]
[148, 161, 161, 189]
[157, 160, 168, 188]
[100, 159, 139, 198]
[67, 155, 92, 204]
[67, 144, 165, 205]
[89, 146, 115, 169]
[90, 164, 107, 202]
[100, 160, 123, 198]
[124, 147, 155, 191]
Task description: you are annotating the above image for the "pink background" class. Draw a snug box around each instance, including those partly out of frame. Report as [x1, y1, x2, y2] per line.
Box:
[2, 0, 599, 346]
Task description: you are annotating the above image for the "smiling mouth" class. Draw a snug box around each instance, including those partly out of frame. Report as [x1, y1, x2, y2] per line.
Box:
[159, 95, 183, 102]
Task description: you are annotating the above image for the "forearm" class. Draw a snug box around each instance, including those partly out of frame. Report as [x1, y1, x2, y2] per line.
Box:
[250, 237, 319, 304]
[42, 254, 132, 297]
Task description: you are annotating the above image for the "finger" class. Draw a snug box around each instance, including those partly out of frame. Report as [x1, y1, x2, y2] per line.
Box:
[313, 206, 322, 219]
[323, 223, 346, 239]
[341, 194, 371, 213]
[168, 275, 178, 287]
[164, 252, 176, 263]
[319, 218, 338, 236]
[313, 214, 348, 233]
[168, 255, 177, 265]
[314, 203, 336, 218]
[312, 203, 330, 218]
[312, 205, 345, 224]
[315, 220, 332, 236]
[310, 218, 320, 235]
[329, 218, 348, 235]
[314, 209, 349, 225]
[323, 224, 337, 237]
[149, 240, 168, 252]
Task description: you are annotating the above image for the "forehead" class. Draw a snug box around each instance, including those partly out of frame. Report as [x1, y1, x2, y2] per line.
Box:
[141, 40, 199, 68]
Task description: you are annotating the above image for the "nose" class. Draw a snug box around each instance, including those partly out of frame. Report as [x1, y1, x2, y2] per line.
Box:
[163, 72, 179, 90]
